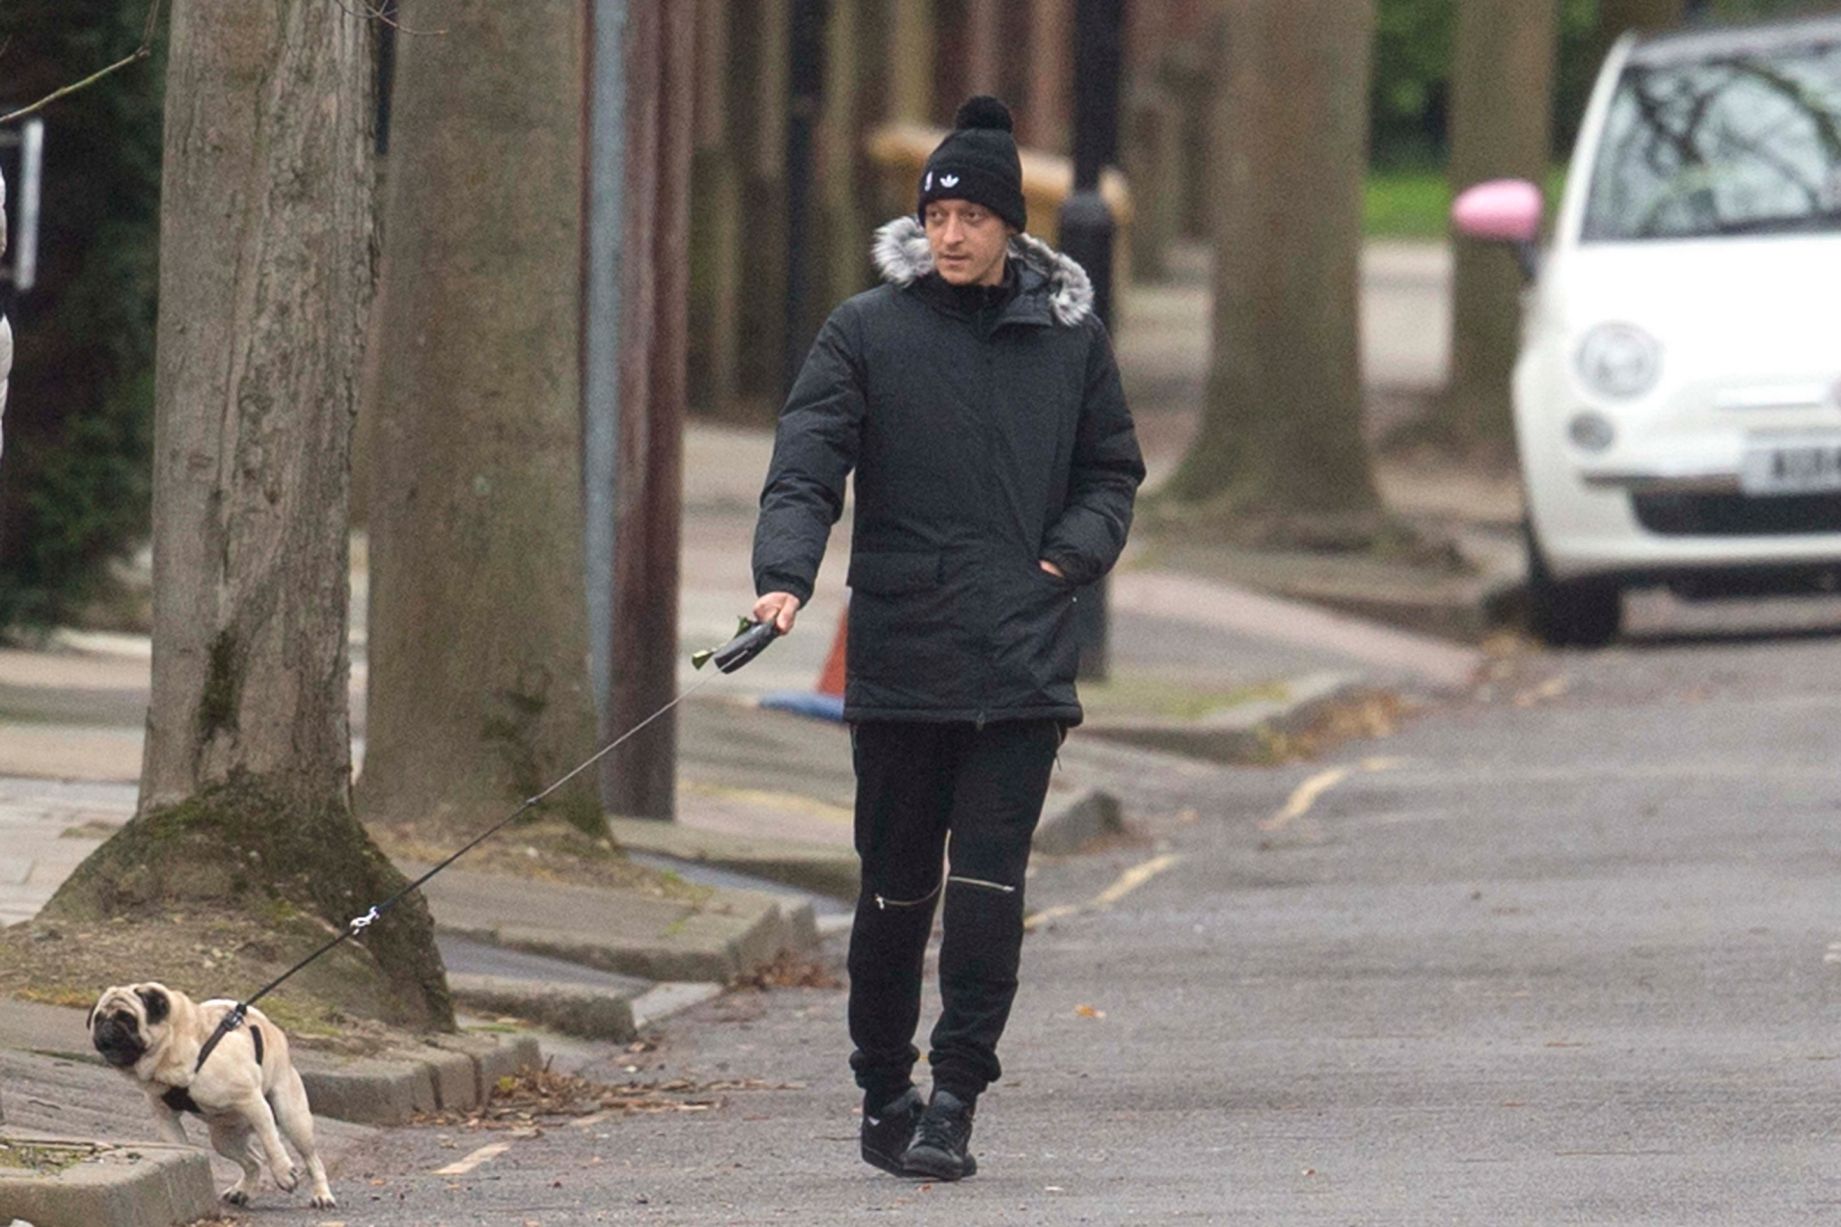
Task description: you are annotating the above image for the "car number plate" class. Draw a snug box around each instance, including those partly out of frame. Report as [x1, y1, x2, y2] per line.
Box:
[1739, 443, 1841, 496]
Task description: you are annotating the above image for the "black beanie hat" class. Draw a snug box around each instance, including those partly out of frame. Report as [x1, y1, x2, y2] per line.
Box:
[917, 95, 1026, 232]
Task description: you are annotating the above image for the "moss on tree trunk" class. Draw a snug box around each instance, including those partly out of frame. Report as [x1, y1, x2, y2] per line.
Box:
[41, 774, 453, 1031]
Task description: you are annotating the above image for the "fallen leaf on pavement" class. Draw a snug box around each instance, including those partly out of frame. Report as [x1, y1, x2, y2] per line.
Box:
[730, 950, 843, 990]
[412, 1066, 745, 1127]
[1074, 1004, 1106, 1019]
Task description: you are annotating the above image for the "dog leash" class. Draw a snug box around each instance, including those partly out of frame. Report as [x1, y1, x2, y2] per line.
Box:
[194, 618, 782, 1072]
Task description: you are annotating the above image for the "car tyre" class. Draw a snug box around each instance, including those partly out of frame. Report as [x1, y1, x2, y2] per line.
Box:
[1524, 522, 1621, 648]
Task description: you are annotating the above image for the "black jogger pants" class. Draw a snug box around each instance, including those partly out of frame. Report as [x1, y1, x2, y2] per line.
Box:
[846, 718, 1060, 1107]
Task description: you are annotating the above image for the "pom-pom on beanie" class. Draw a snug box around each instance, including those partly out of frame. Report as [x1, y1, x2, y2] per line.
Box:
[917, 95, 1026, 232]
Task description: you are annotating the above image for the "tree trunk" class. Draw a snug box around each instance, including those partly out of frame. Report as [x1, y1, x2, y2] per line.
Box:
[1026, 0, 1072, 152]
[820, 0, 873, 311]
[602, 0, 693, 819]
[1164, 0, 1380, 544]
[689, 0, 744, 418]
[965, 0, 1002, 95]
[887, 0, 935, 124]
[41, 0, 452, 1031]
[734, 0, 792, 414]
[1600, 0, 1686, 41]
[359, 0, 602, 839]
[1430, 0, 1557, 453]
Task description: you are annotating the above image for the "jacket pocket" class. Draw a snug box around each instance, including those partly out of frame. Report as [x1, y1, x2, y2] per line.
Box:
[844, 551, 959, 692]
[991, 562, 1078, 698]
[847, 551, 941, 595]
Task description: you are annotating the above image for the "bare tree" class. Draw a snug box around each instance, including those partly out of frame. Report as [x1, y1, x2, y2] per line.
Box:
[43, 0, 451, 1029]
[1163, 0, 1381, 546]
[1428, 0, 1558, 454]
[0, 0, 164, 124]
[358, 0, 602, 839]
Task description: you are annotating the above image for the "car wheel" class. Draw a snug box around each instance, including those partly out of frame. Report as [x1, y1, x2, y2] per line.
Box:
[1523, 522, 1621, 648]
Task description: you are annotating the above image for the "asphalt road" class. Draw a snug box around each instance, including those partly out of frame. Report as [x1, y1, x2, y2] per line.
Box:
[236, 598, 1841, 1224]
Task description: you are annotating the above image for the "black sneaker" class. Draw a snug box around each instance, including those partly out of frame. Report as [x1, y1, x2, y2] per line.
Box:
[902, 1090, 978, 1181]
[860, 1087, 923, 1175]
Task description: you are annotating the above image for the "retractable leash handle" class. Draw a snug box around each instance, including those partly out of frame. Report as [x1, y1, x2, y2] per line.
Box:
[692, 617, 781, 674]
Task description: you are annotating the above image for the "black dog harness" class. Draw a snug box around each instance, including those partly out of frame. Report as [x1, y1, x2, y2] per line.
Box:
[170, 1024, 263, 1112]
[160, 1085, 202, 1115]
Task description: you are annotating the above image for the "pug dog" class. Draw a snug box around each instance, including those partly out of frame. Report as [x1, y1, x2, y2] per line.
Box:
[88, 982, 334, 1209]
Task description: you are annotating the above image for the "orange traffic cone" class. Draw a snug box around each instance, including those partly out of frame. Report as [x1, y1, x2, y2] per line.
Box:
[816, 599, 848, 697]
[761, 597, 848, 721]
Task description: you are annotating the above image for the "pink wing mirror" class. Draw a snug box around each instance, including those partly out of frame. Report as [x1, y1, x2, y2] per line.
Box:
[1452, 179, 1544, 280]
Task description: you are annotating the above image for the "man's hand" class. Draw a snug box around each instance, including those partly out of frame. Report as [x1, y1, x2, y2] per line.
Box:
[753, 591, 803, 634]
[1038, 560, 1066, 580]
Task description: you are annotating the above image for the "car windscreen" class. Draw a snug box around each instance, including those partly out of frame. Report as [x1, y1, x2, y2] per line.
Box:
[1581, 37, 1841, 241]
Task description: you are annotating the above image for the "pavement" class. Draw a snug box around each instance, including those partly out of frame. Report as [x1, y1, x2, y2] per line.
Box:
[315, 595, 1841, 1226]
[0, 238, 1520, 1223]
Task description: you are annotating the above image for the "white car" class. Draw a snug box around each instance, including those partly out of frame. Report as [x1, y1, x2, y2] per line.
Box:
[1454, 14, 1841, 646]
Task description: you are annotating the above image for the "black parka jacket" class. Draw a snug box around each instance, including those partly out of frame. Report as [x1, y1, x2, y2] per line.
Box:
[752, 217, 1144, 726]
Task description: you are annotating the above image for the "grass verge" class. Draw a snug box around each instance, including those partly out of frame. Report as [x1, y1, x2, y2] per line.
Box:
[1366, 165, 1569, 239]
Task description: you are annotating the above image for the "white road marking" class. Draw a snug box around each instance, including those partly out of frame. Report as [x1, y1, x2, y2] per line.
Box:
[1022, 903, 1081, 932]
[1261, 767, 1351, 832]
[1025, 854, 1182, 930]
[1260, 759, 1406, 832]
[1094, 853, 1181, 907]
[435, 1142, 510, 1176]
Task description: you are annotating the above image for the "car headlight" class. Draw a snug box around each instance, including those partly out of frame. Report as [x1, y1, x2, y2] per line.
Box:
[1576, 324, 1662, 399]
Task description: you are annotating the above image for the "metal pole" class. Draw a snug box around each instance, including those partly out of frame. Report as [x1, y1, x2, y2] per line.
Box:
[784, 0, 827, 395]
[14, 120, 39, 293]
[1058, 0, 1121, 680]
[606, 0, 694, 818]
[584, 0, 627, 796]
[375, 0, 398, 155]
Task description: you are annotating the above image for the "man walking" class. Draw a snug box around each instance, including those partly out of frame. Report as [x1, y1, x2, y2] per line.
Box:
[751, 95, 1143, 1181]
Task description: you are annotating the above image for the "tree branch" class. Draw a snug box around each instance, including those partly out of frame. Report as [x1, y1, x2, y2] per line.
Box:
[0, 0, 164, 126]
[327, 0, 447, 37]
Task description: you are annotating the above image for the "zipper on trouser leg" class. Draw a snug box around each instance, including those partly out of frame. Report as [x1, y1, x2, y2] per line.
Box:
[947, 875, 1016, 894]
[875, 880, 944, 910]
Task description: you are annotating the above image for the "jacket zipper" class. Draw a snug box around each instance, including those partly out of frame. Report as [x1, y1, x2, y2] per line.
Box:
[977, 336, 999, 728]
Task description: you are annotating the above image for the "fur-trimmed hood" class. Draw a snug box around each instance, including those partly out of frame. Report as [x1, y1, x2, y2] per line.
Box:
[871, 215, 1094, 327]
